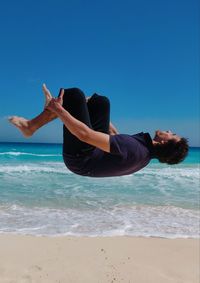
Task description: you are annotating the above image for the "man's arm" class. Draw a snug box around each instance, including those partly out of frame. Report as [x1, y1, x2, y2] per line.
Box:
[47, 95, 110, 153]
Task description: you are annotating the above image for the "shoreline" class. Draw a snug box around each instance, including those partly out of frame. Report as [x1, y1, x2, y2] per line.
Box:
[0, 232, 199, 239]
[0, 234, 199, 283]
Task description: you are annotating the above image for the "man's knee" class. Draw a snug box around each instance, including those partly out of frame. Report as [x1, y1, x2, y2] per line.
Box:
[100, 95, 110, 106]
[63, 88, 86, 103]
[90, 94, 110, 108]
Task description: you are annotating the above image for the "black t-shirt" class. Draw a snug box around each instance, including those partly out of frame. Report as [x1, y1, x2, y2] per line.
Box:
[63, 132, 155, 177]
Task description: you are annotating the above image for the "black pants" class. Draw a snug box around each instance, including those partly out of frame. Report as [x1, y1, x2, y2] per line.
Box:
[60, 88, 110, 155]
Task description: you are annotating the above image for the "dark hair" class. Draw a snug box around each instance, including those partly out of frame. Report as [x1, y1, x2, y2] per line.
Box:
[153, 138, 189, 165]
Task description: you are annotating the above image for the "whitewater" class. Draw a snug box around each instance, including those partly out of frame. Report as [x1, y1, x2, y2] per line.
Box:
[0, 142, 199, 238]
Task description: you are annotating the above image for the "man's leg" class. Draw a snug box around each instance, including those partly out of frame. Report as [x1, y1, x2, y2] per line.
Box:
[87, 93, 110, 134]
[9, 110, 57, 137]
[8, 86, 62, 137]
[8, 88, 110, 141]
[62, 88, 94, 155]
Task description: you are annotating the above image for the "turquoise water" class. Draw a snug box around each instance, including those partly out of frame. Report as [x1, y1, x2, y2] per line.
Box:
[0, 142, 199, 238]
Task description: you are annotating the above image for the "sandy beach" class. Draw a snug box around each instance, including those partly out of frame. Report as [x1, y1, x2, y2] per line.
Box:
[0, 235, 199, 283]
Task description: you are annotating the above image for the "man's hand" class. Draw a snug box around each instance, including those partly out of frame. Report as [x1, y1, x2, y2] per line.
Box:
[43, 84, 65, 113]
[46, 93, 64, 113]
[109, 122, 119, 135]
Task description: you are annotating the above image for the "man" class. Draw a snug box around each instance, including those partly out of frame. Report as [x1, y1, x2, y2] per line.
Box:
[9, 84, 189, 177]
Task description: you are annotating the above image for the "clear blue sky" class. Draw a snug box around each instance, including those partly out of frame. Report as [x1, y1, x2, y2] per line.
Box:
[0, 0, 199, 146]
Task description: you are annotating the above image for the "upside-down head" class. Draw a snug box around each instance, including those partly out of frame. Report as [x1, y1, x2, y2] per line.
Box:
[153, 130, 189, 165]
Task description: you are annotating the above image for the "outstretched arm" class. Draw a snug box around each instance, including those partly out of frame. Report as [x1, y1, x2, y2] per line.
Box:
[46, 89, 110, 153]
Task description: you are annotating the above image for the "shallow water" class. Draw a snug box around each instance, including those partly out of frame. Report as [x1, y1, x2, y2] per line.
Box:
[0, 142, 199, 238]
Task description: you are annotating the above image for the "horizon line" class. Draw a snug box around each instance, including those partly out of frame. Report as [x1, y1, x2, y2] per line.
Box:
[0, 141, 199, 148]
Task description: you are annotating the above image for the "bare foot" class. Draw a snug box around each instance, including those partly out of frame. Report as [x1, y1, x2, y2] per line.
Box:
[42, 83, 52, 109]
[8, 116, 33, 137]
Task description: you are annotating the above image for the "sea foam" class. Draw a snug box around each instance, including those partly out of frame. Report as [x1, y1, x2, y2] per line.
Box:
[0, 152, 62, 157]
[0, 204, 199, 238]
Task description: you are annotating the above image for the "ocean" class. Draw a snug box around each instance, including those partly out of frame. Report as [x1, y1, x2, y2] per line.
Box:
[0, 142, 199, 238]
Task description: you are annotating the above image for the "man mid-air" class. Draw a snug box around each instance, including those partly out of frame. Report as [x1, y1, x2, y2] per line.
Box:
[9, 84, 188, 177]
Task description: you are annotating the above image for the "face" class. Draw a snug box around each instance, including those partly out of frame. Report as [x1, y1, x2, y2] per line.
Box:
[154, 130, 181, 143]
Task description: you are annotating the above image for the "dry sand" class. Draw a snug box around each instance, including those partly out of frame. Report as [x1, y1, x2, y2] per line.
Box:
[0, 235, 199, 283]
